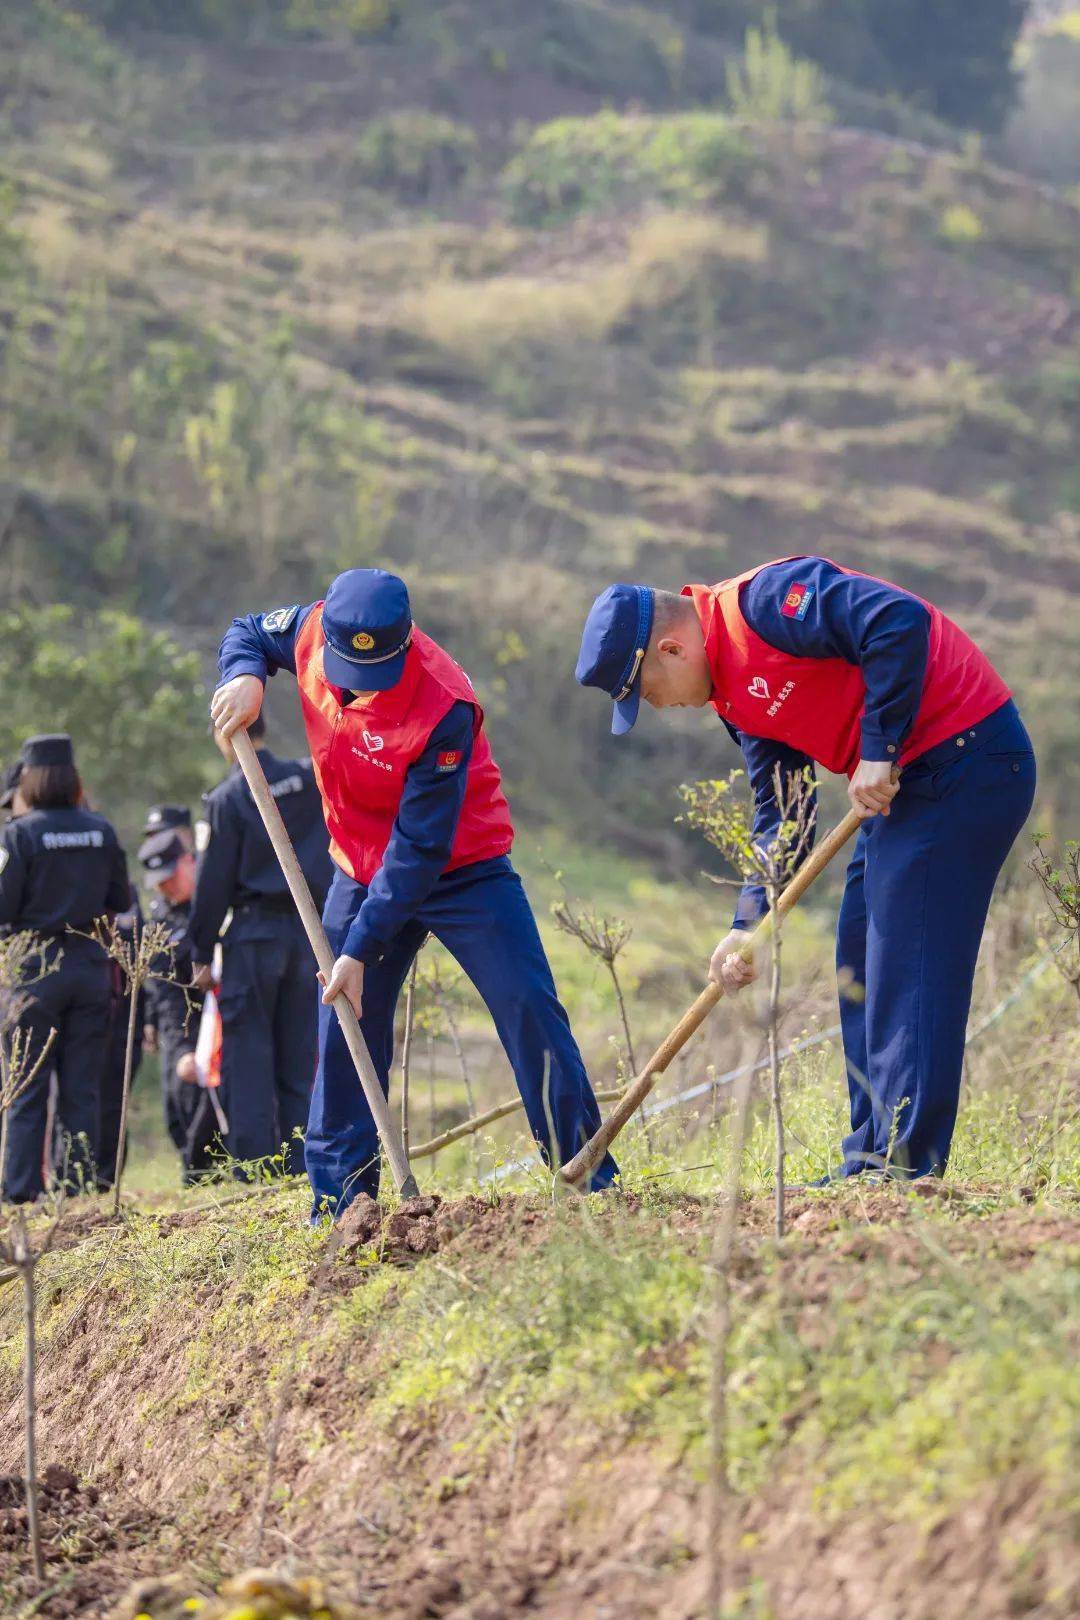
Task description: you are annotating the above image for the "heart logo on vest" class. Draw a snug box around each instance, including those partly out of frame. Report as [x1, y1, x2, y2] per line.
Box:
[748, 676, 770, 700]
[362, 731, 385, 752]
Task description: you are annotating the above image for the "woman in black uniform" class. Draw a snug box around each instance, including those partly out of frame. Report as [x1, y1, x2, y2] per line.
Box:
[0, 734, 129, 1202]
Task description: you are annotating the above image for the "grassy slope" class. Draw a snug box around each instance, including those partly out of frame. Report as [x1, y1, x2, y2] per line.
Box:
[0, 1062, 1076, 1618]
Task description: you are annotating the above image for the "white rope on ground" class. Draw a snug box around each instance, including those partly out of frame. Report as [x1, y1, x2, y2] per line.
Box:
[479, 946, 1060, 1185]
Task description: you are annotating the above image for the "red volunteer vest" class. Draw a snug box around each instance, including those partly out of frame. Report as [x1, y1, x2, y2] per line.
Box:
[685, 559, 1011, 777]
[294, 606, 514, 884]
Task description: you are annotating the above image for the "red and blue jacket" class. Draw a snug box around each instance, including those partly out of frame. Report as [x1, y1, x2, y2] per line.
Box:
[219, 603, 513, 962]
[693, 557, 1011, 927]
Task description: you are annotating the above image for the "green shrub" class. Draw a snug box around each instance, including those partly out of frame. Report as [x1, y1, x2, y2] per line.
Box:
[502, 110, 757, 226]
[351, 111, 477, 201]
[938, 202, 984, 245]
[725, 17, 833, 124]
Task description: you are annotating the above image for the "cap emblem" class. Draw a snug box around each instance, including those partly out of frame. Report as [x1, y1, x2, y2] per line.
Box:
[352, 631, 376, 652]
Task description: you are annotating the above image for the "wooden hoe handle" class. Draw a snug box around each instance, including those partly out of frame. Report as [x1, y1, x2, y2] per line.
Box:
[559, 807, 865, 1187]
[231, 728, 420, 1198]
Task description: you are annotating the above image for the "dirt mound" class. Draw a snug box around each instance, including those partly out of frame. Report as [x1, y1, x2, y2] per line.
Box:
[324, 1191, 543, 1278]
[0, 1466, 158, 1616]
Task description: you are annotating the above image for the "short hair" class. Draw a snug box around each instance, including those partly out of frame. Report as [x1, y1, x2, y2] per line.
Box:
[20, 763, 83, 810]
[248, 711, 266, 741]
[650, 589, 693, 642]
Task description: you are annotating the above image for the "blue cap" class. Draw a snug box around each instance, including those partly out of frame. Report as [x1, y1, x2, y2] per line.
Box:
[575, 584, 654, 736]
[321, 569, 413, 691]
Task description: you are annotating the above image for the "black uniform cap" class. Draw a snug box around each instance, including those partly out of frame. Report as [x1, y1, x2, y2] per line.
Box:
[144, 804, 192, 834]
[1, 760, 23, 810]
[139, 828, 188, 884]
[22, 733, 75, 768]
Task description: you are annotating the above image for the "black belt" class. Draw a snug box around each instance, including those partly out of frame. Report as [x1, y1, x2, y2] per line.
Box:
[234, 895, 296, 915]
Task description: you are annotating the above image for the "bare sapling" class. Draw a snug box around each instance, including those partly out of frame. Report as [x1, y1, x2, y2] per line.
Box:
[679, 766, 817, 1239]
[705, 1060, 755, 1620]
[0, 1203, 63, 1584]
[0, 933, 59, 1202]
[551, 899, 637, 1073]
[1031, 836, 1080, 1004]
[81, 916, 184, 1214]
[0, 1028, 58, 1202]
[551, 894, 653, 1147]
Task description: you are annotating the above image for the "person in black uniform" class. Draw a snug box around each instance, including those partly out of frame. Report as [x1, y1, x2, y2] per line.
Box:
[0, 735, 129, 1202]
[140, 827, 217, 1183]
[188, 711, 331, 1177]
[1, 761, 25, 818]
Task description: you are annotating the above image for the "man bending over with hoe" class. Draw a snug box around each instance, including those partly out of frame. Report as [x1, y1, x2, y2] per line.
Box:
[576, 556, 1035, 1181]
[211, 569, 617, 1214]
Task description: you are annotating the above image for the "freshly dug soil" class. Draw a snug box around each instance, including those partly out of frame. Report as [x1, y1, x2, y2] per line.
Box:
[0, 1465, 159, 1616]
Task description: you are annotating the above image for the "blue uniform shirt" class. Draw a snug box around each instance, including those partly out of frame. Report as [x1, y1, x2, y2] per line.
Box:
[0, 807, 130, 935]
[726, 558, 930, 928]
[218, 609, 476, 965]
[187, 747, 333, 964]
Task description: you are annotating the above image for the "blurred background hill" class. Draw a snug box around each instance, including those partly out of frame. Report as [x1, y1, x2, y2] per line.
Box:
[1, 0, 1078, 857]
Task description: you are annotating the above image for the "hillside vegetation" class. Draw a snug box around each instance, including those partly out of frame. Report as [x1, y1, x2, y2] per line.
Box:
[1, 0, 1078, 850]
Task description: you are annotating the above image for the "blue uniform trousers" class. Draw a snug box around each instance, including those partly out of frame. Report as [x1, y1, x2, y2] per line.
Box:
[2, 939, 110, 1203]
[835, 701, 1035, 1178]
[306, 855, 618, 1213]
[217, 907, 318, 1178]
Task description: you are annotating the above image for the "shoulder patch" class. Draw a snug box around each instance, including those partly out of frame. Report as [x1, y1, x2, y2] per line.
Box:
[195, 819, 212, 853]
[262, 605, 300, 635]
[781, 582, 814, 621]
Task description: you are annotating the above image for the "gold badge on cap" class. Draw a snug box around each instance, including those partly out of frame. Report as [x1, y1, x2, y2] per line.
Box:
[352, 631, 376, 651]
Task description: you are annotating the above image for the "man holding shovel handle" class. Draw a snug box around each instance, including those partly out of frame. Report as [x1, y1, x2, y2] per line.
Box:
[211, 568, 617, 1218]
[576, 556, 1035, 1182]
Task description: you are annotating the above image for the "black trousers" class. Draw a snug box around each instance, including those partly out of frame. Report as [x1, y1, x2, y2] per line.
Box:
[95, 980, 144, 1190]
[3, 941, 111, 1203]
[161, 1028, 222, 1183]
[217, 909, 318, 1178]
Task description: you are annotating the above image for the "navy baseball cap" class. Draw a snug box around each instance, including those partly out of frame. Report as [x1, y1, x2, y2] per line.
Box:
[144, 804, 191, 836]
[575, 584, 654, 735]
[321, 569, 413, 692]
[138, 828, 189, 885]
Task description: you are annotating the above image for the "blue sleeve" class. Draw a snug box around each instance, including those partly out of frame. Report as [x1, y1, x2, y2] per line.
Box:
[741, 558, 930, 761]
[342, 702, 475, 964]
[730, 733, 817, 931]
[187, 793, 243, 965]
[217, 603, 317, 685]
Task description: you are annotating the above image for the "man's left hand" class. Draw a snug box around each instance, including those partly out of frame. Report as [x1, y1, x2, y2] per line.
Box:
[319, 954, 364, 1018]
[849, 760, 900, 819]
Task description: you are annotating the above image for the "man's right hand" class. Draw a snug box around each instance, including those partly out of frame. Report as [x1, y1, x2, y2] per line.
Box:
[708, 928, 757, 994]
[210, 675, 264, 738]
[192, 963, 214, 992]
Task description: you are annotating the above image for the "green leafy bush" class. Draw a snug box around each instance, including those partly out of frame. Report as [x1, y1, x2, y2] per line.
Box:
[725, 17, 833, 123]
[351, 111, 477, 201]
[502, 110, 757, 226]
[0, 605, 213, 839]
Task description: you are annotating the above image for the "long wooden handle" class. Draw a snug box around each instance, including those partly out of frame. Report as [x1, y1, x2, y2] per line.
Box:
[231, 728, 419, 1198]
[559, 806, 865, 1186]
